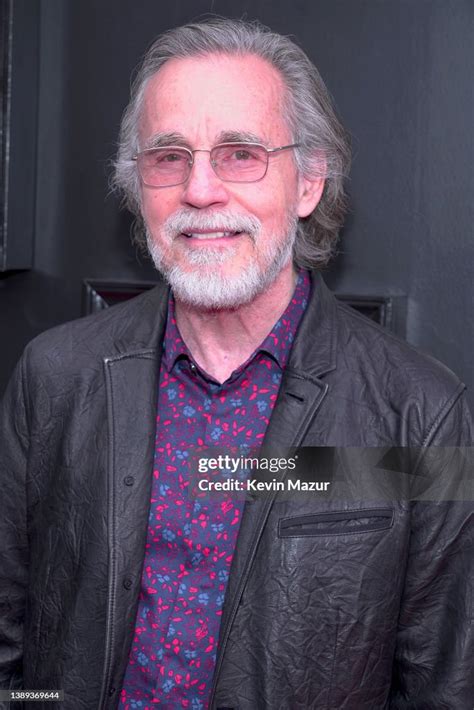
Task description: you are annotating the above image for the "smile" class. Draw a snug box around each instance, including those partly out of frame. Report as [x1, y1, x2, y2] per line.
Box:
[181, 230, 243, 239]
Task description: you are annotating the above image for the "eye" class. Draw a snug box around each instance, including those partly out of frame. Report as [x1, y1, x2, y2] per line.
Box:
[214, 144, 263, 164]
[233, 149, 253, 161]
[156, 150, 188, 164]
[230, 147, 262, 162]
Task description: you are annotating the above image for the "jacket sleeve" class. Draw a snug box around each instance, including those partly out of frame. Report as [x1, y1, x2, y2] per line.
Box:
[0, 353, 29, 696]
[390, 390, 474, 708]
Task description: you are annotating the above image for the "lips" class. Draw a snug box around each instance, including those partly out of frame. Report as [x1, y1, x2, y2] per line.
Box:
[181, 230, 243, 239]
[164, 210, 261, 244]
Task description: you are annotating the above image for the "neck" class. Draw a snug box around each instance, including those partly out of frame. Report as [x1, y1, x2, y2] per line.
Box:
[174, 263, 297, 383]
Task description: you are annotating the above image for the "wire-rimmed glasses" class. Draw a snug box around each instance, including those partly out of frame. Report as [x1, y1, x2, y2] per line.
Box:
[132, 142, 300, 187]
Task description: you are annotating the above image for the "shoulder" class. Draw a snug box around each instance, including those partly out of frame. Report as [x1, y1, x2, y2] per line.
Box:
[335, 298, 462, 389]
[295, 274, 469, 446]
[332, 300, 468, 444]
[21, 283, 168, 375]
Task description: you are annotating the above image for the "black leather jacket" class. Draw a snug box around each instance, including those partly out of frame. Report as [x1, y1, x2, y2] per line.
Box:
[0, 274, 472, 709]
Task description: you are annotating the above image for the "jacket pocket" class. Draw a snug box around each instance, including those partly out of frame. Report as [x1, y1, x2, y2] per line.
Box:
[278, 508, 393, 538]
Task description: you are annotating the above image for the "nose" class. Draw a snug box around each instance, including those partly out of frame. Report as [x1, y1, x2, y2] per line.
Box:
[180, 150, 230, 209]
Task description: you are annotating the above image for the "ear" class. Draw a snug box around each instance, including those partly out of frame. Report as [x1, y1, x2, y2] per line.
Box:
[295, 157, 326, 218]
[296, 176, 325, 218]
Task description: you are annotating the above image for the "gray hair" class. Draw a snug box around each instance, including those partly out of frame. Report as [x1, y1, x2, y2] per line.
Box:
[112, 18, 351, 268]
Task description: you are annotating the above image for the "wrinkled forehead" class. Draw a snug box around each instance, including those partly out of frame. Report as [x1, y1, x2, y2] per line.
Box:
[139, 53, 291, 147]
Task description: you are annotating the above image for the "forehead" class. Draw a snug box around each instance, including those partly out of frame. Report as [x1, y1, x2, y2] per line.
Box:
[139, 53, 290, 146]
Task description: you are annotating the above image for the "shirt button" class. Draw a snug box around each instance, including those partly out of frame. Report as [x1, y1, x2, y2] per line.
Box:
[123, 475, 135, 486]
[190, 362, 196, 372]
[123, 578, 133, 590]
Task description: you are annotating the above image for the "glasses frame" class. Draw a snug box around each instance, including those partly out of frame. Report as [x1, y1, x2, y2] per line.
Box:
[132, 141, 300, 187]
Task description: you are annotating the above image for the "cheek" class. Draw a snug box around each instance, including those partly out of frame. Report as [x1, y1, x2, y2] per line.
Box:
[241, 187, 283, 223]
[141, 192, 158, 223]
[141, 189, 180, 224]
[257, 175, 299, 220]
[259, 192, 296, 231]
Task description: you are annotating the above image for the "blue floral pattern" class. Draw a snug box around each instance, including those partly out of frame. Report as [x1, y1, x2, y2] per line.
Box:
[119, 272, 310, 708]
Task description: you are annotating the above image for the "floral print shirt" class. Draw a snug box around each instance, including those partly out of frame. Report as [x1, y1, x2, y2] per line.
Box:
[120, 271, 310, 709]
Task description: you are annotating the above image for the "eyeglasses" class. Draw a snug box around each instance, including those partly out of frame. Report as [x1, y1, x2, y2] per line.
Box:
[132, 142, 300, 187]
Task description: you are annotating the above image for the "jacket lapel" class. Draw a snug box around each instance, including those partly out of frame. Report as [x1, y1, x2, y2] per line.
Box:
[99, 282, 169, 701]
[211, 273, 340, 699]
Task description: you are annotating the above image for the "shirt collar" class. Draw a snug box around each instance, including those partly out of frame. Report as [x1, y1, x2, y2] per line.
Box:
[254, 269, 310, 369]
[162, 270, 311, 375]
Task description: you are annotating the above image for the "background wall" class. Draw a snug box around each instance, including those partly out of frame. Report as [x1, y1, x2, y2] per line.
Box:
[1, 0, 472, 408]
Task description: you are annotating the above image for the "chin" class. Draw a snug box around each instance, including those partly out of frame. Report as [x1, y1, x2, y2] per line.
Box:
[160, 263, 271, 310]
[146, 220, 297, 310]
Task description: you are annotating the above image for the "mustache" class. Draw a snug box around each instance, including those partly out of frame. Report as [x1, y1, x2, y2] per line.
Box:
[162, 210, 262, 239]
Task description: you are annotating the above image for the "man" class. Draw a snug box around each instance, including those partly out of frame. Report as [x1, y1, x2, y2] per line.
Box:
[0, 18, 472, 710]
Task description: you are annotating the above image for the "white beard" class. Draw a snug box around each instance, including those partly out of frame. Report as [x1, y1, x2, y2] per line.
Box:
[145, 209, 298, 310]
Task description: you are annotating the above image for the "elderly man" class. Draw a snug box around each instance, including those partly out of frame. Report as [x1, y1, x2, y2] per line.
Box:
[0, 18, 472, 710]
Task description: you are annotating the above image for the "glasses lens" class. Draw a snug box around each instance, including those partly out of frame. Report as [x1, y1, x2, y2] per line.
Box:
[212, 143, 268, 182]
[137, 148, 191, 186]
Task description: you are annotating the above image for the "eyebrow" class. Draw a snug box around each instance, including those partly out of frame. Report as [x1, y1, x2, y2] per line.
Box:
[144, 132, 190, 149]
[216, 130, 266, 145]
[143, 129, 267, 150]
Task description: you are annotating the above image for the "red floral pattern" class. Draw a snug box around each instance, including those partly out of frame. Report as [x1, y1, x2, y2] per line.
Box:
[120, 271, 310, 709]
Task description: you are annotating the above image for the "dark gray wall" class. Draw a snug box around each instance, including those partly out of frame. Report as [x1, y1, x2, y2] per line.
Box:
[1, 0, 473, 408]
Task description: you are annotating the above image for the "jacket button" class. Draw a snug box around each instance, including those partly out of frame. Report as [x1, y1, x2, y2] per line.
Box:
[124, 475, 135, 486]
[108, 687, 116, 696]
[123, 578, 133, 590]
